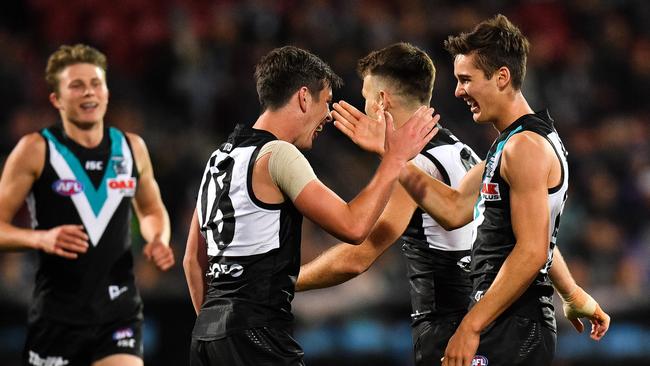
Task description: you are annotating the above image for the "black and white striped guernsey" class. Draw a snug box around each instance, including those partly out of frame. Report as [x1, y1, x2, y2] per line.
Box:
[193, 124, 303, 340]
[400, 125, 480, 325]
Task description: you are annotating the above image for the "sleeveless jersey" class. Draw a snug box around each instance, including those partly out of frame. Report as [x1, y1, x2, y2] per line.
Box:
[401, 125, 480, 326]
[193, 125, 303, 340]
[27, 124, 141, 325]
[471, 110, 568, 329]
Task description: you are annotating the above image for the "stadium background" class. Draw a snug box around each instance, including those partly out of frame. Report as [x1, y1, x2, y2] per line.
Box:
[0, 0, 648, 365]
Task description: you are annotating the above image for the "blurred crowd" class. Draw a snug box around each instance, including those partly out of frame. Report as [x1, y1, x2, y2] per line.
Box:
[1, 0, 649, 364]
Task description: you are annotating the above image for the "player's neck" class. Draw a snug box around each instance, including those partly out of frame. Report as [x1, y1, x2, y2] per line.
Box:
[390, 107, 418, 129]
[253, 110, 292, 142]
[61, 118, 104, 148]
[492, 92, 533, 132]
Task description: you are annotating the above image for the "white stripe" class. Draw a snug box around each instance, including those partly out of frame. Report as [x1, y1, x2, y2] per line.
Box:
[47, 138, 134, 246]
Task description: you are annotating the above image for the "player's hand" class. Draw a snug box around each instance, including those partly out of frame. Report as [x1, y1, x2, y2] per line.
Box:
[384, 105, 439, 164]
[442, 320, 480, 366]
[332, 101, 386, 156]
[561, 285, 610, 341]
[38, 225, 89, 259]
[143, 239, 175, 271]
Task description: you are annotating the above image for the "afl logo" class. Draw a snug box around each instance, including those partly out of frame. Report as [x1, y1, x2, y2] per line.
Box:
[472, 355, 488, 365]
[52, 179, 83, 196]
[472, 355, 487, 366]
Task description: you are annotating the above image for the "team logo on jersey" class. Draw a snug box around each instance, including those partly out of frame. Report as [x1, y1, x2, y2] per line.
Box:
[113, 327, 136, 348]
[481, 182, 501, 201]
[112, 156, 128, 175]
[207, 263, 244, 278]
[107, 177, 137, 197]
[52, 179, 83, 196]
[472, 355, 488, 365]
[456, 255, 471, 273]
[113, 327, 134, 340]
[28, 350, 69, 366]
[108, 285, 128, 300]
[474, 290, 485, 302]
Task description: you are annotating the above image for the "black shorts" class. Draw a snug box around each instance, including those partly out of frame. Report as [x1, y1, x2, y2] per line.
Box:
[23, 314, 143, 366]
[190, 327, 305, 366]
[412, 317, 461, 366]
[474, 314, 556, 366]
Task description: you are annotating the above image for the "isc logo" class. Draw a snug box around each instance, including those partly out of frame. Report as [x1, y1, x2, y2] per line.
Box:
[472, 355, 488, 365]
[207, 263, 244, 278]
[52, 179, 83, 196]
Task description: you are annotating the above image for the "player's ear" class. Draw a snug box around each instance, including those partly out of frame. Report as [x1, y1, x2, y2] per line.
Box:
[379, 90, 391, 110]
[49, 92, 62, 109]
[496, 66, 511, 90]
[298, 87, 309, 113]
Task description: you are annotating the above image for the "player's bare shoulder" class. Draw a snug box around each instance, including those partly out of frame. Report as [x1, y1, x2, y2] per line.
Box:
[124, 131, 152, 174]
[7, 132, 47, 178]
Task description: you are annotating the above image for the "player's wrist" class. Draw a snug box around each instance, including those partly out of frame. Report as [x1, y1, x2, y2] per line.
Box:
[30, 230, 46, 251]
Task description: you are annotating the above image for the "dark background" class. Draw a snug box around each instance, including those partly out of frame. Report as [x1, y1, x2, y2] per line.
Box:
[1, 0, 649, 365]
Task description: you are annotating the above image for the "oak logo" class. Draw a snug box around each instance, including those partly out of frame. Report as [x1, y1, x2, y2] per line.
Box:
[107, 178, 137, 197]
[480, 182, 501, 201]
[52, 179, 83, 196]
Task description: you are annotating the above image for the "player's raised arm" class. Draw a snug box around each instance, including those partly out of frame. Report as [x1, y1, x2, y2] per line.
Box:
[293, 105, 436, 244]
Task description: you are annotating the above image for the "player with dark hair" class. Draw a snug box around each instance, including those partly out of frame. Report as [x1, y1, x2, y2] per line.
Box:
[296, 42, 479, 366]
[397, 15, 609, 366]
[183, 45, 437, 365]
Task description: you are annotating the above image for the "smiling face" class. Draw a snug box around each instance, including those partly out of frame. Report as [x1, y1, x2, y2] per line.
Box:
[295, 86, 333, 150]
[453, 53, 500, 125]
[49, 63, 109, 129]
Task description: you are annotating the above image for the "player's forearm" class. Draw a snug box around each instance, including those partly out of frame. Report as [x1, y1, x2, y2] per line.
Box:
[0, 222, 41, 250]
[343, 157, 405, 243]
[398, 163, 472, 229]
[462, 243, 547, 333]
[297, 243, 370, 291]
[138, 207, 171, 245]
[548, 246, 577, 297]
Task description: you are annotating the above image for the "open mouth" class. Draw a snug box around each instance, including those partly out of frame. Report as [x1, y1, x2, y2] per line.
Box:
[80, 102, 99, 111]
[315, 124, 323, 132]
[465, 99, 479, 113]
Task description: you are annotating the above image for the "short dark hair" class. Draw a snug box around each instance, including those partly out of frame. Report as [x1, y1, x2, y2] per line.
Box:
[254, 46, 343, 111]
[444, 14, 529, 90]
[45, 44, 108, 94]
[357, 42, 435, 105]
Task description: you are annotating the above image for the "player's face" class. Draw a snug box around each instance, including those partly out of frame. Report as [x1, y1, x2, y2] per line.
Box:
[453, 53, 498, 124]
[297, 86, 332, 150]
[362, 74, 382, 120]
[50, 63, 109, 128]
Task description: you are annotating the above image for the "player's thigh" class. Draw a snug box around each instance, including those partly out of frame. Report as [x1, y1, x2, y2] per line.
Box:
[23, 317, 92, 366]
[413, 318, 461, 366]
[92, 354, 143, 366]
[477, 315, 556, 366]
[92, 314, 143, 363]
[190, 327, 305, 366]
